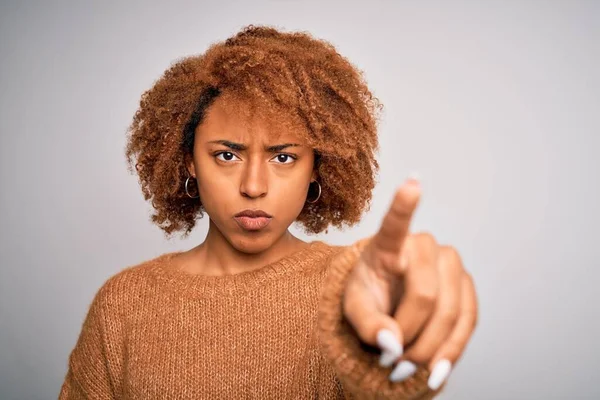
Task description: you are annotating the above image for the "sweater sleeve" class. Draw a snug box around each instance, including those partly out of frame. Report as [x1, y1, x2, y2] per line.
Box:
[317, 237, 446, 400]
[58, 279, 124, 399]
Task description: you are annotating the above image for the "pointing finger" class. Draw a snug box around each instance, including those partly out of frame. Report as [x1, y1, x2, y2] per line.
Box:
[372, 178, 421, 259]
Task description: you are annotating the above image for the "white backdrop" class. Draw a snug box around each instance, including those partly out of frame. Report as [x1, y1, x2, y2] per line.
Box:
[1, 1, 599, 398]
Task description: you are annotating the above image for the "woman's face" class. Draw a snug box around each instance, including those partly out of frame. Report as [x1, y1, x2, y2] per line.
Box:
[187, 96, 316, 254]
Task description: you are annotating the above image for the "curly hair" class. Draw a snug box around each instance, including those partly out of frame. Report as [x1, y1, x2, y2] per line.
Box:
[125, 24, 382, 238]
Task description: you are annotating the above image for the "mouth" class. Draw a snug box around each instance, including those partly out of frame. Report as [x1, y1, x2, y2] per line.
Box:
[234, 209, 273, 231]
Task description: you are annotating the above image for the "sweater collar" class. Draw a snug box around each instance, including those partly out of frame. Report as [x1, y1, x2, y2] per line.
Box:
[148, 240, 337, 298]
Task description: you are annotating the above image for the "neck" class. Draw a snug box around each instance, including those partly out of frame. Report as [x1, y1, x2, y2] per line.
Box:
[185, 220, 308, 276]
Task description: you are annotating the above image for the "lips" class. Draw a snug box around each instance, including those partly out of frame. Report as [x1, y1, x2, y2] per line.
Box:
[234, 209, 272, 231]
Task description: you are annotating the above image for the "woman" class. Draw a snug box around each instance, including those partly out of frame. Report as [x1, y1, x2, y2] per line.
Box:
[59, 25, 478, 399]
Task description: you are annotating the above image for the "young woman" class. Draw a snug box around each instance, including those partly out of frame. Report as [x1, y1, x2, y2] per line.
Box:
[59, 25, 478, 399]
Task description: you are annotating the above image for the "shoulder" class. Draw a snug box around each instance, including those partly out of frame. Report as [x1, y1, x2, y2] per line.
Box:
[303, 240, 356, 278]
[312, 237, 371, 261]
[305, 240, 346, 263]
[89, 252, 179, 314]
[312, 240, 345, 254]
[315, 236, 374, 278]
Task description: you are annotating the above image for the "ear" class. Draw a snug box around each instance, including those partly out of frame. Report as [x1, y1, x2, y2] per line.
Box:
[310, 170, 318, 182]
[185, 154, 197, 177]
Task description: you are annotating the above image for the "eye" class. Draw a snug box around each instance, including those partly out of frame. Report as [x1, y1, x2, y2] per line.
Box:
[215, 152, 240, 162]
[271, 154, 296, 164]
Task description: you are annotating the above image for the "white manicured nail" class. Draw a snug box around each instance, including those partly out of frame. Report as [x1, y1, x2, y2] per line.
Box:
[379, 351, 399, 368]
[376, 329, 402, 367]
[389, 360, 417, 382]
[405, 172, 421, 191]
[407, 171, 420, 182]
[428, 359, 452, 390]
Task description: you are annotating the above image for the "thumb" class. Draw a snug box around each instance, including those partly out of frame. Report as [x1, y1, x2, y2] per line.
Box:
[375, 316, 405, 368]
[343, 292, 405, 368]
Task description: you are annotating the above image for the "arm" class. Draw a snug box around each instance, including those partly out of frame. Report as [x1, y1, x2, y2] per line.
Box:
[318, 179, 478, 399]
[59, 280, 124, 399]
[317, 237, 444, 400]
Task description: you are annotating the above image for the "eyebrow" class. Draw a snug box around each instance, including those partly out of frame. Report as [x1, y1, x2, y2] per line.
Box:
[208, 140, 300, 152]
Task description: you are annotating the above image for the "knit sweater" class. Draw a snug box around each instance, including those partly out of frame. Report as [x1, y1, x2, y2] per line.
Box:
[59, 238, 443, 399]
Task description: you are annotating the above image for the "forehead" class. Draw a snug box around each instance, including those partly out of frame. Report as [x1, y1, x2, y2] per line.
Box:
[196, 91, 311, 145]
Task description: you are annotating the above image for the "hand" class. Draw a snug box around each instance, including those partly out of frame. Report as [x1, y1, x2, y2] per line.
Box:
[342, 177, 478, 391]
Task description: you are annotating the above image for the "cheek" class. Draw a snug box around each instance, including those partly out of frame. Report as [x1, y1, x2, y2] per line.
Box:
[271, 178, 308, 199]
[195, 162, 235, 212]
[269, 170, 312, 214]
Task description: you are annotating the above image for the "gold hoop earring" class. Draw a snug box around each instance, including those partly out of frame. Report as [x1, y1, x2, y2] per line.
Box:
[185, 176, 199, 199]
[306, 181, 321, 204]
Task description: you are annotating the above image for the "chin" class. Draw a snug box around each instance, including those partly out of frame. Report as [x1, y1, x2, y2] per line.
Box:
[229, 233, 275, 255]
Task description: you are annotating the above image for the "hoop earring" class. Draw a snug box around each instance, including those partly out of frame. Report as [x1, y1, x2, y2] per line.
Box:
[185, 176, 199, 199]
[306, 181, 321, 204]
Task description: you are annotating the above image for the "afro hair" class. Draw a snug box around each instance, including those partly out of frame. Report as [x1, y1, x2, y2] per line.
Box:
[125, 24, 382, 238]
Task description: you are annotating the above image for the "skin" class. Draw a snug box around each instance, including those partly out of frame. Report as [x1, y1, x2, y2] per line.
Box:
[343, 180, 479, 386]
[172, 96, 478, 388]
[173, 95, 317, 276]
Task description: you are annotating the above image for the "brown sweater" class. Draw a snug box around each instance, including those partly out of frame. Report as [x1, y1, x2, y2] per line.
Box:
[59, 238, 442, 399]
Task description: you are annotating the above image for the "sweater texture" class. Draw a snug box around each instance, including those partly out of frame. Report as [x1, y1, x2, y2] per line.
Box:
[59, 238, 442, 399]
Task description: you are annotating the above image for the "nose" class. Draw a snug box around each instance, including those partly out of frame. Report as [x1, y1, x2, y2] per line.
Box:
[240, 158, 267, 199]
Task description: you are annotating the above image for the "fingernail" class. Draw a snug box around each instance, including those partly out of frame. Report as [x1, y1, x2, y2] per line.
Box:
[406, 171, 420, 186]
[389, 360, 417, 382]
[428, 359, 452, 390]
[379, 350, 399, 368]
[376, 329, 403, 367]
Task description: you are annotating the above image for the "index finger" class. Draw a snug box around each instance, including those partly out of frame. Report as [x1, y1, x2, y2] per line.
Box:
[373, 178, 421, 255]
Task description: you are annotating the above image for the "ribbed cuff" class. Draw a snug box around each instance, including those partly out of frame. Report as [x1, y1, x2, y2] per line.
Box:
[317, 237, 437, 400]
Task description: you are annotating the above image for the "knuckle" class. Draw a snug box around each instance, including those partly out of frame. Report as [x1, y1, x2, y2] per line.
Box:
[463, 273, 479, 328]
[411, 289, 437, 309]
[443, 340, 464, 359]
[440, 246, 462, 266]
[391, 192, 411, 217]
[393, 187, 406, 203]
[413, 232, 438, 249]
[377, 251, 400, 271]
[405, 346, 433, 365]
[467, 309, 479, 330]
[465, 272, 476, 289]
[438, 309, 459, 328]
[463, 271, 474, 283]
[360, 245, 377, 266]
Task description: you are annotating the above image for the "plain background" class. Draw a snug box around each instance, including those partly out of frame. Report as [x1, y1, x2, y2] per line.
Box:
[1, 1, 598, 399]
